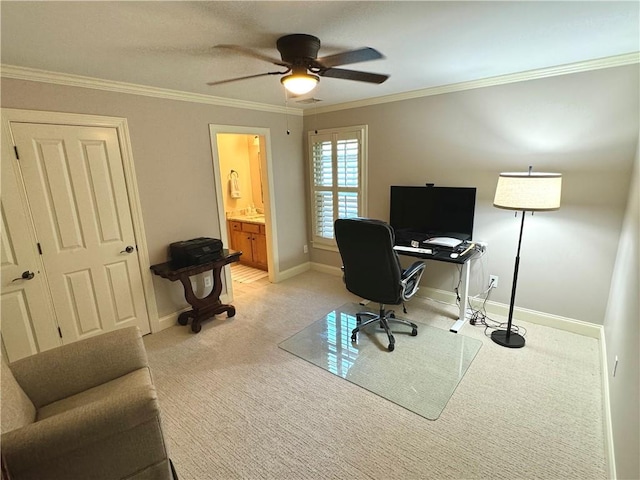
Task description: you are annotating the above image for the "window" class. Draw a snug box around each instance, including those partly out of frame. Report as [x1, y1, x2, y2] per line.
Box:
[308, 126, 367, 249]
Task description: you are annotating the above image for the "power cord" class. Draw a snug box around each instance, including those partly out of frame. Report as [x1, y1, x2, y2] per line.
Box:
[454, 242, 486, 306]
[467, 279, 527, 339]
[454, 265, 463, 305]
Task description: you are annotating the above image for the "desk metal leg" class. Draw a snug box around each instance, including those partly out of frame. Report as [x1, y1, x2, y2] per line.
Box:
[450, 260, 470, 333]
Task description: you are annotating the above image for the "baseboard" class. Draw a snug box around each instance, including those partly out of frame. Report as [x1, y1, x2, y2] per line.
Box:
[305, 267, 601, 338]
[418, 287, 602, 338]
[598, 329, 617, 480]
[157, 308, 188, 331]
[310, 262, 342, 276]
[275, 262, 312, 282]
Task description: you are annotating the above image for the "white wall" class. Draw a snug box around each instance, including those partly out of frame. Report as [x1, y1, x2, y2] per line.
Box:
[603, 137, 639, 480]
[304, 65, 639, 325]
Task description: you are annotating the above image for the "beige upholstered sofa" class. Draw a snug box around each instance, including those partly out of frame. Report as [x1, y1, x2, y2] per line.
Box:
[1, 327, 175, 480]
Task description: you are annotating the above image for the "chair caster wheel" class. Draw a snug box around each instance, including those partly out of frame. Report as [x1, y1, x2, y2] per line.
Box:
[191, 323, 202, 333]
[389, 312, 395, 318]
[411, 328, 418, 336]
[351, 334, 357, 342]
[388, 343, 395, 352]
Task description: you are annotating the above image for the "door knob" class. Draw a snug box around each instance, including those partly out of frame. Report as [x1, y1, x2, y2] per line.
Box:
[120, 245, 135, 254]
[12, 271, 35, 282]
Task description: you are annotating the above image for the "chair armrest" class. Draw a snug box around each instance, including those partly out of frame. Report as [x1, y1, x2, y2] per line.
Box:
[402, 261, 425, 280]
[9, 327, 148, 408]
[1, 385, 161, 476]
[401, 261, 426, 300]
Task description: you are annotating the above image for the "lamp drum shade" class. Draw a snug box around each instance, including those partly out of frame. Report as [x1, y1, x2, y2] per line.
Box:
[493, 172, 562, 211]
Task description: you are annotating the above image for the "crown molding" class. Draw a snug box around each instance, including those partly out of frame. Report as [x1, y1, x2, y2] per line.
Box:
[3, 52, 637, 117]
[0, 64, 303, 116]
[308, 52, 640, 115]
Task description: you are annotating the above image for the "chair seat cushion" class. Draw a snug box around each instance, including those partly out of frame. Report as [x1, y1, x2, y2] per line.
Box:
[37, 368, 152, 421]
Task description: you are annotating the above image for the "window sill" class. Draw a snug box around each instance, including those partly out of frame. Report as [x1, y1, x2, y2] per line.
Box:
[311, 241, 339, 253]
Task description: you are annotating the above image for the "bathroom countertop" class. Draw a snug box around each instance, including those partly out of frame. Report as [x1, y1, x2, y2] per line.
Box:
[227, 214, 266, 225]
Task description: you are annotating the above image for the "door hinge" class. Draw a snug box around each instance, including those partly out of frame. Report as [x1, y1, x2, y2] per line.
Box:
[13, 146, 19, 160]
[37, 243, 43, 255]
[57, 327, 63, 338]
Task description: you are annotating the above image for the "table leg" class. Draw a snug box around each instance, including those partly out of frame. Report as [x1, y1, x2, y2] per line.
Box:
[177, 264, 237, 333]
[450, 260, 470, 333]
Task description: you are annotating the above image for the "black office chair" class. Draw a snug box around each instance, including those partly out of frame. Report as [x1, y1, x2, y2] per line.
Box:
[334, 218, 426, 351]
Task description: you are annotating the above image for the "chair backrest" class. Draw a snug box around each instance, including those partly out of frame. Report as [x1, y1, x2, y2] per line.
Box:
[334, 218, 403, 305]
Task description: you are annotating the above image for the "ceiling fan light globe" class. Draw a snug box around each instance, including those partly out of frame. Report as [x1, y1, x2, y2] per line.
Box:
[281, 73, 319, 95]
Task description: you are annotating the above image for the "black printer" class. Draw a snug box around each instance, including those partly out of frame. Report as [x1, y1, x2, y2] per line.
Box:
[170, 237, 223, 268]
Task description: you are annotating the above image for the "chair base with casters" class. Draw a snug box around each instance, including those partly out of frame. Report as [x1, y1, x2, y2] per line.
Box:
[352, 304, 418, 351]
[334, 217, 426, 352]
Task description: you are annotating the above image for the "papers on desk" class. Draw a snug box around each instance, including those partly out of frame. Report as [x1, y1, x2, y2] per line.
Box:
[423, 237, 464, 248]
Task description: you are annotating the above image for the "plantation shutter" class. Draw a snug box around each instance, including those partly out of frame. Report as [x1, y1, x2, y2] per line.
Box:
[309, 127, 367, 248]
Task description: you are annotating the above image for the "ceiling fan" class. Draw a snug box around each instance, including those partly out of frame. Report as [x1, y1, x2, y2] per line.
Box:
[207, 34, 389, 95]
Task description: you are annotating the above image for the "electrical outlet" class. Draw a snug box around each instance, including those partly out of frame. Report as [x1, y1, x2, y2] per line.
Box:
[489, 275, 499, 288]
[303, 244, 308, 254]
[204, 276, 212, 288]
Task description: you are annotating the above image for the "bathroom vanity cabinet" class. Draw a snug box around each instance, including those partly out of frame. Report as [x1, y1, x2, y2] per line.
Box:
[228, 220, 268, 270]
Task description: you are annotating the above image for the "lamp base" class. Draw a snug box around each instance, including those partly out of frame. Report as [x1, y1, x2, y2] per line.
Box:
[491, 330, 525, 348]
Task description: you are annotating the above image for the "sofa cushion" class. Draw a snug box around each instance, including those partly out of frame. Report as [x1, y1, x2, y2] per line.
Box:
[37, 367, 152, 421]
[1, 356, 36, 433]
[2, 388, 166, 480]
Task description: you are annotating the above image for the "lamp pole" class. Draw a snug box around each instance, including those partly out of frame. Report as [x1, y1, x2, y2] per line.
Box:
[492, 167, 562, 349]
[491, 210, 527, 348]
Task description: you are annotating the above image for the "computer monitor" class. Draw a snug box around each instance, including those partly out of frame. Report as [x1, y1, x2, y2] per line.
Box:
[389, 185, 476, 244]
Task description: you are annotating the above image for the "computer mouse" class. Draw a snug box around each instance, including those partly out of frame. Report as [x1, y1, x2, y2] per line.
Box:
[449, 252, 459, 259]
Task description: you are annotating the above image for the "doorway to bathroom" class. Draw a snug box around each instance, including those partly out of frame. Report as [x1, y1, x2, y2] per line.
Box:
[209, 125, 278, 291]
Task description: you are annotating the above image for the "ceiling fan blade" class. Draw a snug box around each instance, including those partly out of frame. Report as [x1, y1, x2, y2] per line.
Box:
[207, 71, 287, 86]
[316, 47, 384, 68]
[319, 68, 389, 84]
[214, 44, 290, 67]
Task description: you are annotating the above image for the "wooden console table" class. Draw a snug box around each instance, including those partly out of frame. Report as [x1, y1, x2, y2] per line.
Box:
[150, 249, 241, 333]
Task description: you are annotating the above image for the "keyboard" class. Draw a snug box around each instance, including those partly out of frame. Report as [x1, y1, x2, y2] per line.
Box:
[393, 245, 433, 255]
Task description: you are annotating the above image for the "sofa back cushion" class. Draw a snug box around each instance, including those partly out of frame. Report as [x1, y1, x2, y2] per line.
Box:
[9, 327, 148, 408]
[1, 355, 36, 433]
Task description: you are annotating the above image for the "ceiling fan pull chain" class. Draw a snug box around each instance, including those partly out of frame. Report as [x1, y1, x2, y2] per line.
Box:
[284, 90, 291, 135]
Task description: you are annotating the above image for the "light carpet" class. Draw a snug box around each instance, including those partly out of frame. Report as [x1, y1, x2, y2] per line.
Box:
[279, 302, 482, 420]
[143, 270, 606, 479]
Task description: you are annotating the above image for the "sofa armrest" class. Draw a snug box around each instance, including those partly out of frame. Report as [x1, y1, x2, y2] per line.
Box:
[9, 327, 148, 408]
[1, 384, 161, 476]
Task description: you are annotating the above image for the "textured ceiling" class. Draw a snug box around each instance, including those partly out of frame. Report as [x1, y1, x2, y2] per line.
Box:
[1, 1, 639, 109]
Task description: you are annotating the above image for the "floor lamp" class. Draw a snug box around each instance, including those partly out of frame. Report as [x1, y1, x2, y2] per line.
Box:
[492, 167, 562, 348]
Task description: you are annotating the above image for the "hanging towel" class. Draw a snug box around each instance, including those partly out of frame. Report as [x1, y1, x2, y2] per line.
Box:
[229, 171, 241, 198]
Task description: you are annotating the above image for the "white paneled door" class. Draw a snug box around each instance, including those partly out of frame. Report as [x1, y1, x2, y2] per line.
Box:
[1, 149, 60, 361]
[2, 122, 150, 361]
